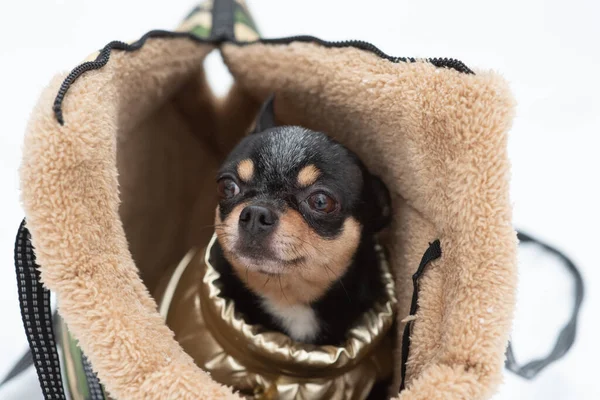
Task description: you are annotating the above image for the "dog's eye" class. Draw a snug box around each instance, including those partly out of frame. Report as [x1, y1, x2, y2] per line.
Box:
[307, 193, 338, 214]
[217, 178, 240, 199]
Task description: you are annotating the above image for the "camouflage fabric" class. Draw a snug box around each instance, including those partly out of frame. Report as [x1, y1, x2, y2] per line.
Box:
[176, 0, 214, 39]
[60, 318, 107, 400]
[178, 0, 260, 41]
[233, 0, 260, 41]
[60, 3, 261, 397]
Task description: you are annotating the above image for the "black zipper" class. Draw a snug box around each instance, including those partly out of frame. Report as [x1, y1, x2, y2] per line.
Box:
[253, 35, 474, 75]
[52, 31, 473, 125]
[52, 30, 211, 125]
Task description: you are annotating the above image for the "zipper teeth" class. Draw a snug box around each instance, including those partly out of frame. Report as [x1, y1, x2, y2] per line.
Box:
[257, 36, 474, 74]
[52, 30, 209, 125]
[53, 32, 474, 125]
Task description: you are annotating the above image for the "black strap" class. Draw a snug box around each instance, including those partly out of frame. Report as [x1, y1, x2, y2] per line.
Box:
[505, 231, 584, 379]
[1, 309, 59, 387]
[81, 355, 105, 399]
[14, 219, 66, 399]
[399, 231, 584, 392]
[210, 0, 235, 41]
[4, 220, 105, 399]
[0, 349, 34, 386]
[7, 222, 582, 395]
[399, 240, 442, 392]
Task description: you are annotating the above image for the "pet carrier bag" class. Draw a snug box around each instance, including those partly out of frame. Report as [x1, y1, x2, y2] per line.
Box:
[5, 1, 584, 399]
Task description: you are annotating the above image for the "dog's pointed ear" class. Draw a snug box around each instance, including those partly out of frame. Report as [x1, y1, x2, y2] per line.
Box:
[253, 94, 277, 133]
[367, 173, 392, 233]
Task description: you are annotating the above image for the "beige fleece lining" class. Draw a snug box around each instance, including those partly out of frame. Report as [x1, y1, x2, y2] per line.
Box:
[222, 42, 517, 399]
[20, 36, 516, 400]
[21, 39, 242, 400]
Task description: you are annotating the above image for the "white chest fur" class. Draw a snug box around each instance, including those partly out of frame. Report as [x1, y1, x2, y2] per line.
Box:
[260, 299, 320, 342]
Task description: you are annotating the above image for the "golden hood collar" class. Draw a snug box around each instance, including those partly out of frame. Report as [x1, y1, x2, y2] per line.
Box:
[155, 234, 397, 399]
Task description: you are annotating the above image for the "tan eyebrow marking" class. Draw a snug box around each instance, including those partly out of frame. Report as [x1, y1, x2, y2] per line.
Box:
[237, 159, 254, 182]
[297, 164, 320, 187]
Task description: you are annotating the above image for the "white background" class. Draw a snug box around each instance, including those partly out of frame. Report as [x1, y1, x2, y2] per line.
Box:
[0, 1, 598, 399]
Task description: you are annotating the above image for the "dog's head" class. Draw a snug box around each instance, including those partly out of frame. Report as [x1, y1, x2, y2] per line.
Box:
[214, 98, 390, 303]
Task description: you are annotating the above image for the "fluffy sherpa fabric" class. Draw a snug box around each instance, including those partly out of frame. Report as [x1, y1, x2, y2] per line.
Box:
[221, 43, 518, 400]
[19, 33, 517, 400]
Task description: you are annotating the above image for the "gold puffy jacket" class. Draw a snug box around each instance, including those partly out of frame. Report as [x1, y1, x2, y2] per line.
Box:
[155, 235, 396, 400]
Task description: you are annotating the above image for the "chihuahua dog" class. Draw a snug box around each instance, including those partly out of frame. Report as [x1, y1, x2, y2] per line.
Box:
[212, 97, 391, 346]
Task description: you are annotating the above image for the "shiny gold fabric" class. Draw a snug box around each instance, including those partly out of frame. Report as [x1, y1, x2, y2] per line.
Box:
[155, 235, 396, 399]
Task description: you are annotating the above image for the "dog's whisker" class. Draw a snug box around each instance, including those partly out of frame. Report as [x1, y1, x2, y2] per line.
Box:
[323, 263, 351, 304]
[262, 276, 271, 288]
[288, 235, 330, 260]
[279, 234, 350, 301]
[199, 223, 228, 231]
[278, 274, 289, 304]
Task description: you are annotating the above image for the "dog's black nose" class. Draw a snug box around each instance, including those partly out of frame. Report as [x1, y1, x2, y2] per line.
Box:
[239, 206, 278, 234]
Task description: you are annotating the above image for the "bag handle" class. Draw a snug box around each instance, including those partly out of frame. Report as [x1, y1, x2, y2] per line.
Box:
[3, 222, 584, 396]
[399, 231, 584, 392]
[11, 219, 66, 399]
[3, 220, 104, 399]
[505, 231, 585, 379]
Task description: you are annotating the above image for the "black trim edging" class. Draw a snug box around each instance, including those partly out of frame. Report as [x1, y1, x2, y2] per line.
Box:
[52, 31, 474, 126]
[52, 30, 212, 125]
[253, 36, 474, 74]
[399, 239, 442, 392]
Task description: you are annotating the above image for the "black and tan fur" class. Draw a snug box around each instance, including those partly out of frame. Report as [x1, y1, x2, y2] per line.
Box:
[213, 96, 391, 347]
